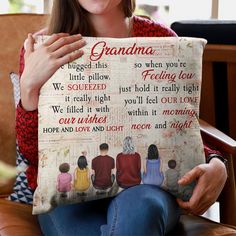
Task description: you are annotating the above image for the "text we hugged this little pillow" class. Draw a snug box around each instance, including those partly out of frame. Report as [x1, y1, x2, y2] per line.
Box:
[33, 36, 207, 214]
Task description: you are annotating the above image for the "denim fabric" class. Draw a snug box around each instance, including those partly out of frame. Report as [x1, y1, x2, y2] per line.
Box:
[38, 185, 180, 236]
[38, 198, 110, 236]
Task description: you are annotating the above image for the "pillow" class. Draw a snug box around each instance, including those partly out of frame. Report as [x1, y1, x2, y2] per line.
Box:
[33, 36, 207, 214]
[9, 72, 21, 108]
[8, 72, 34, 204]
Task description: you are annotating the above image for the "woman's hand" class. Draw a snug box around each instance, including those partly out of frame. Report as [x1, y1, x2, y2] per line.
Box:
[20, 33, 86, 111]
[177, 158, 227, 215]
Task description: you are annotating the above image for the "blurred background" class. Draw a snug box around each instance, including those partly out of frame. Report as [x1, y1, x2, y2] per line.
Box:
[0, 0, 236, 26]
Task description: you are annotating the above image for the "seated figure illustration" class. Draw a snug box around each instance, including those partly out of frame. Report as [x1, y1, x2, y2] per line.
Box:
[74, 155, 90, 196]
[57, 163, 72, 198]
[142, 144, 164, 186]
[116, 136, 141, 188]
[165, 159, 179, 194]
[91, 143, 115, 194]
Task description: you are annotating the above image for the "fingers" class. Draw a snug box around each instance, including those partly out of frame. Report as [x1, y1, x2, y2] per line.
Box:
[43, 33, 70, 46]
[57, 49, 84, 67]
[177, 197, 206, 215]
[194, 202, 213, 215]
[43, 33, 85, 65]
[177, 162, 226, 216]
[177, 165, 206, 214]
[48, 34, 82, 52]
[178, 165, 204, 185]
[176, 198, 191, 212]
[177, 187, 204, 214]
[177, 174, 214, 215]
[42, 33, 86, 68]
[53, 38, 86, 58]
[25, 33, 35, 58]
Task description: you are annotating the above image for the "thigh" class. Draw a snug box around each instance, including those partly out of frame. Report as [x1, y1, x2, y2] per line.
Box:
[38, 197, 112, 236]
[101, 185, 180, 236]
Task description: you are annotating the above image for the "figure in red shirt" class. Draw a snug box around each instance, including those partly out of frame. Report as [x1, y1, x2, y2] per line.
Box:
[116, 136, 141, 188]
[91, 143, 115, 193]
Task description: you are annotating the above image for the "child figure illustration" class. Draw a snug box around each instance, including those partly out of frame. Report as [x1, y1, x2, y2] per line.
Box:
[74, 155, 90, 196]
[57, 163, 72, 198]
[142, 144, 164, 186]
[165, 159, 179, 194]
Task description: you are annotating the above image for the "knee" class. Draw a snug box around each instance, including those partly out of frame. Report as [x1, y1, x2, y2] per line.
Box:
[117, 185, 169, 212]
[133, 185, 167, 218]
[105, 185, 174, 235]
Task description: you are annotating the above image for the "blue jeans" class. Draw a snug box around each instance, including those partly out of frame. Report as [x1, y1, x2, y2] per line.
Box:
[38, 185, 180, 236]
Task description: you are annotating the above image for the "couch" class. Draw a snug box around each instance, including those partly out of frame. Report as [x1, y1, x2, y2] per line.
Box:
[0, 14, 236, 236]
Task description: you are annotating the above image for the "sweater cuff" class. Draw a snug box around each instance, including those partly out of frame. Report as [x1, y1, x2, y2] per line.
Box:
[16, 100, 38, 132]
[17, 100, 38, 114]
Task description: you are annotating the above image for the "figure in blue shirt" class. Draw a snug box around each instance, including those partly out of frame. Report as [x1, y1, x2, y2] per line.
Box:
[142, 144, 164, 186]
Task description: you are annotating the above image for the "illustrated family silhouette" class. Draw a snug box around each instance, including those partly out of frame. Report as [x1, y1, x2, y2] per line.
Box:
[56, 136, 179, 197]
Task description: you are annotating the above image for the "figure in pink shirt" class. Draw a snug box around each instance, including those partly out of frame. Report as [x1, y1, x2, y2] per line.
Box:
[57, 163, 72, 197]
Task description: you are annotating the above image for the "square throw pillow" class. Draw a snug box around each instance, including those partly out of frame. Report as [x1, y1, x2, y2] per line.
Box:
[33, 36, 207, 214]
[8, 72, 34, 204]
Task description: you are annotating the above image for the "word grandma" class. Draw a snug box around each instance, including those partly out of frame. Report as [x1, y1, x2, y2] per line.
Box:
[90, 41, 155, 61]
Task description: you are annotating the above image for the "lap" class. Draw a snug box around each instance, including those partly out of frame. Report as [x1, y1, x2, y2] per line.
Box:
[38, 185, 180, 236]
[103, 185, 180, 236]
[38, 198, 111, 236]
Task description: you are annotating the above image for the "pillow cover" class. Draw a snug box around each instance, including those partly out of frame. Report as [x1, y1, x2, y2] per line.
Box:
[9, 72, 21, 108]
[8, 72, 34, 204]
[33, 36, 207, 214]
